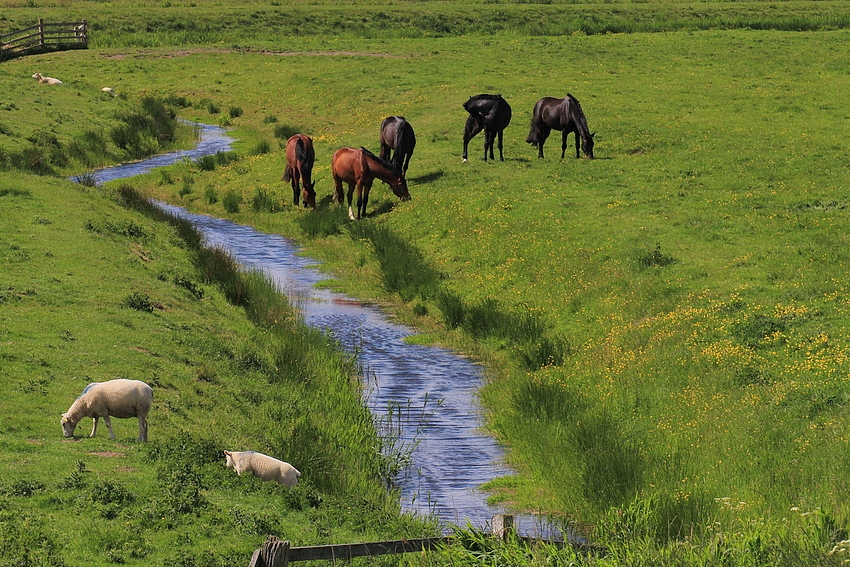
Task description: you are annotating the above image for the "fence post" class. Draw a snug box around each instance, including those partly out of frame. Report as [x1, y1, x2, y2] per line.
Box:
[38, 18, 44, 47]
[248, 536, 290, 567]
[491, 514, 514, 541]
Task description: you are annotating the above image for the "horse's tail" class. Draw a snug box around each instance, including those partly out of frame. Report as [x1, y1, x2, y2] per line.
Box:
[526, 101, 542, 146]
[393, 119, 407, 171]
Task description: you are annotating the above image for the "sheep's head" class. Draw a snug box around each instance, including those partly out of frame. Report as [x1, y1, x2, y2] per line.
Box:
[60, 414, 77, 437]
[224, 450, 235, 468]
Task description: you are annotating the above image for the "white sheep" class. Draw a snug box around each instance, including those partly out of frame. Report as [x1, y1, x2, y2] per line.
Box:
[32, 73, 62, 85]
[102, 87, 115, 95]
[61, 379, 152, 443]
[224, 450, 300, 487]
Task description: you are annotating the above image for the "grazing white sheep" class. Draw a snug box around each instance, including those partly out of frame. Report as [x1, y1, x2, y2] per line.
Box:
[32, 73, 62, 85]
[61, 379, 152, 443]
[224, 450, 300, 487]
[102, 87, 115, 95]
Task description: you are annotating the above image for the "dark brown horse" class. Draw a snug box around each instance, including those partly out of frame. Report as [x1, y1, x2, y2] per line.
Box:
[282, 134, 316, 209]
[462, 94, 512, 162]
[332, 147, 410, 220]
[526, 94, 595, 159]
[379, 116, 416, 176]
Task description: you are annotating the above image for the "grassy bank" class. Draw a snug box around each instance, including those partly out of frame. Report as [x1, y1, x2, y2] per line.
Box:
[0, 172, 434, 566]
[4, 0, 850, 45]
[4, 1, 850, 564]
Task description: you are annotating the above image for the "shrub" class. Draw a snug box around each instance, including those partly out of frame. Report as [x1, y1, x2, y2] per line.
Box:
[515, 334, 571, 371]
[204, 186, 218, 204]
[249, 140, 270, 156]
[122, 292, 154, 313]
[72, 171, 97, 187]
[638, 243, 676, 268]
[273, 124, 299, 140]
[195, 154, 216, 171]
[4, 479, 46, 497]
[252, 188, 283, 213]
[228, 106, 243, 118]
[215, 150, 239, 166]
[163, 94, 190, 108]
[222, 190, 241, 213]
[435, 289, 465, 329]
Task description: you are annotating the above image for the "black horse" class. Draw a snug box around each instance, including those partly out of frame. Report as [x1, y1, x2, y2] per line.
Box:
[462, 94, 512, 162]
[379, 116, 416, 176]
[526, 94, 595, 159]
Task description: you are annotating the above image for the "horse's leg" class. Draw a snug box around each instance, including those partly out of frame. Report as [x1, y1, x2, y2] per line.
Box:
[560, 131, 567, 159]
[483, 128, 495, 161]
[348, 180, 363, 220]
[333, 176, 344, 204]
[497, 129, 505, 162]
[379, 141, 391, 162]
[574, 132, 581, 159]
[291, 170, 301, 206]
[360, 183, 372, 219]
[348, 182, 358, 220]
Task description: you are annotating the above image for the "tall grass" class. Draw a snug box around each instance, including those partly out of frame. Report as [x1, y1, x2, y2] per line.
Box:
[347, 222, 441, 302]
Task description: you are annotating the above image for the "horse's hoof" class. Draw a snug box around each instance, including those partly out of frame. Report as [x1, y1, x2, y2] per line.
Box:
[462, 158, 467, 163]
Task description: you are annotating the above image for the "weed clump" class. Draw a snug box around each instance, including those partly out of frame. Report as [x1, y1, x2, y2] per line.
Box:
[122, 292, 155, 312]
[222, 190, 242, 213]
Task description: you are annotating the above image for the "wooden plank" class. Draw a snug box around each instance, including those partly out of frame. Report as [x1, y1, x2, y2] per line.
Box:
[286, 537, 450, 562]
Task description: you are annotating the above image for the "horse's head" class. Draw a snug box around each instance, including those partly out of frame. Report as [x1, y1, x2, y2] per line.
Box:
[302, 180, 317, 209]
[583, 132, 596, 159]
[391, 174, 411, 201]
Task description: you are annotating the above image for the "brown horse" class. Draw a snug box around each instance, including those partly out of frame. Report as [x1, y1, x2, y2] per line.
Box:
[526, 94, 595, 159]
[379, 116, 416, 176]
[282, 134, 316, 209]
[332, 147, 410, 220]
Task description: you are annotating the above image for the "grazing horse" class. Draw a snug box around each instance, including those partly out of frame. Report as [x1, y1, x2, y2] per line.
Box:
[379, 116, 416, 176]
[332, 147, 410, 220]
[282, 134, 317, 209]
[462, 94, 512, 162]
[526, 94, 595, 159]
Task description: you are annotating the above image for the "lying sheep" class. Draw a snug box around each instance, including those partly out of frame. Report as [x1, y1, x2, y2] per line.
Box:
[32, 73, 62, 85]
[61, 379, 152, 443]
[224, 450, 300, 487]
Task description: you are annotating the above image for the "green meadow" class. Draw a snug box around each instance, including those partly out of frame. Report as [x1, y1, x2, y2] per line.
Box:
[3, 1, 850, 565]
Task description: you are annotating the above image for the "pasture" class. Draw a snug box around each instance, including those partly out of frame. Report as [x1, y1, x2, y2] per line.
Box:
[3, 1, 850, 564]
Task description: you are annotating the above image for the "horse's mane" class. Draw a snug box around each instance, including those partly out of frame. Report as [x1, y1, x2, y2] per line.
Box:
[565, 93, 590, 135]
[360, 146, 401, 175]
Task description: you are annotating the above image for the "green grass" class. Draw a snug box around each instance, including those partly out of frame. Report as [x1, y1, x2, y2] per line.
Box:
[0, 174, 435, 566]
[4, 1, 850, 564]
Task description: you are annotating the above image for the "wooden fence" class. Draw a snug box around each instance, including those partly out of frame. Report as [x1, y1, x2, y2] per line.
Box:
[0, 19, 87, 61]
[247, 514, 604, 567]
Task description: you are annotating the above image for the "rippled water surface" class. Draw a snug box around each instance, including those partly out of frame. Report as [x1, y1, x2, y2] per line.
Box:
[87, 123, 557, 534]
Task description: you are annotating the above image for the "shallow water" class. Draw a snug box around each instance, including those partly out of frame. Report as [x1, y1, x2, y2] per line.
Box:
[84, 123, 561, 536]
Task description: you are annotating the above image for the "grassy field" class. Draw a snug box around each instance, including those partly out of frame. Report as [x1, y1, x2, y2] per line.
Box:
[4, 1, 850, 565]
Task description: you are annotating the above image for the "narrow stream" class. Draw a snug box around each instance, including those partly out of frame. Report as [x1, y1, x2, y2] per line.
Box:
[85, 123, 556, 535]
